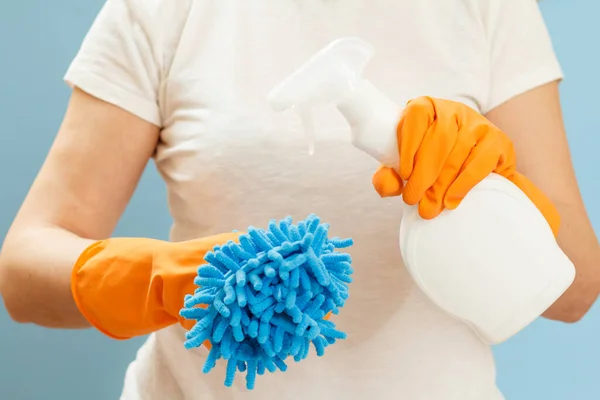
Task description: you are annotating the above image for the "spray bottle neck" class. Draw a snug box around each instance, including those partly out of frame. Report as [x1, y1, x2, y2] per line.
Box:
[336, 79, 404, 169]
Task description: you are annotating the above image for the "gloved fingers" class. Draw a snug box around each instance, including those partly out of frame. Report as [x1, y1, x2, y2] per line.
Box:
[509, 173, 561, 236]
[444, 133, 503, 210]
[402, 115, 458, 206]
[372, 166, 404, 198]
[492, 135, 518, 177]
[418, 134, 476, 219]
[398, 96, 436, 181]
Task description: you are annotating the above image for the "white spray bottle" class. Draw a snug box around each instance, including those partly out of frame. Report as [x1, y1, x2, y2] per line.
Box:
[267, 37, 576, 345]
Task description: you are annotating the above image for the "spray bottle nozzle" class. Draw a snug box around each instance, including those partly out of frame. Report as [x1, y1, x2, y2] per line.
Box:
[267, 37, 375, 112]
[267, 37, 402, 167]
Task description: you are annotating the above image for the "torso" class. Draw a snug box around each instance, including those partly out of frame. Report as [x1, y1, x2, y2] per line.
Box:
[122, 0, 503, 398]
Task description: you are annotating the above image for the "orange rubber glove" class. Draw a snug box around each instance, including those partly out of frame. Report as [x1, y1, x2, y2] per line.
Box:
[71, 233, 240, 340]
[372, 96, 560, 236]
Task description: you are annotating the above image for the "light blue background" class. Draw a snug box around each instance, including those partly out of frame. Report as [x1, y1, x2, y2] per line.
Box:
[0, 1, 598, 399]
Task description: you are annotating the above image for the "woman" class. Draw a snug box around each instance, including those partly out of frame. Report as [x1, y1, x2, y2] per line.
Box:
[0, 0, 598, 399]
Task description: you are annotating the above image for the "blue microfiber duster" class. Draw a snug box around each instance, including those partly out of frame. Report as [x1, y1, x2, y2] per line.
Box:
[179, 215, 354, 390]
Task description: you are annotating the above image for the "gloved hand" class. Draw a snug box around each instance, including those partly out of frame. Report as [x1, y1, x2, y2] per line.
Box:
[71, 216, 354, 390]
[71, 233, 240, 340]
[372, 96, 560, 236]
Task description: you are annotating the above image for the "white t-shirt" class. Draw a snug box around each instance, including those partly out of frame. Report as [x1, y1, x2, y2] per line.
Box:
[65, 0, 562, 399]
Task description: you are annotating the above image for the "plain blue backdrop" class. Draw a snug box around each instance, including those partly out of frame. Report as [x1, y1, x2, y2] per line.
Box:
[0, 1, 598, 399]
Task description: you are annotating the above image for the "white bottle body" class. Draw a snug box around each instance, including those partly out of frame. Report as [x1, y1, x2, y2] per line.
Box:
[399, 174, 575, 344]
[338, 80, 576, 345]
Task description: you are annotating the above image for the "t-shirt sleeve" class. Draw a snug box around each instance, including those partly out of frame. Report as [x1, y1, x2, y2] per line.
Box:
[482, 0, 563, 113]
[64, 0, 163, 126]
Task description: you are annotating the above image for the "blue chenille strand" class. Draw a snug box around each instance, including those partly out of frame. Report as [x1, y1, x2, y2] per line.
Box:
[179, 214, 354, 390]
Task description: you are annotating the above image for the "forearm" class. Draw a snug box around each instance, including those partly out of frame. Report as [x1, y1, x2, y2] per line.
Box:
[0, 88, 160, 329]
[543, 202, 600, 322]
[486, 80, 600, 322]
[0, 226, 94, 328]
